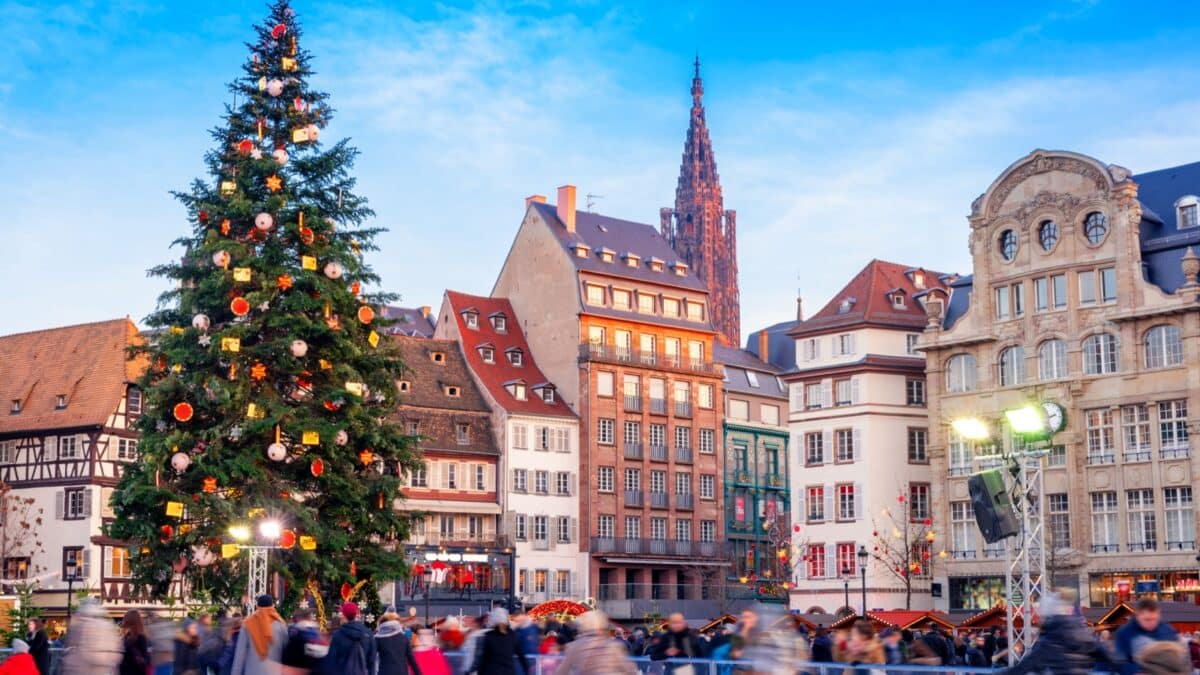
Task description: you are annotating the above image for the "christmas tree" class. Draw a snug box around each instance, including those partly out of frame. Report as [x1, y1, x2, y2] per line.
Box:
[107, 0, 417, 613]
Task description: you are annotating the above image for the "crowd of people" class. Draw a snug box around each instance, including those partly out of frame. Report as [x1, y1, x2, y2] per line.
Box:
[9, 592, 1200, 674]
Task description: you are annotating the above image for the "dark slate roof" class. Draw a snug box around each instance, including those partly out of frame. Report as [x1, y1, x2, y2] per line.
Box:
[390, 336, 491, 412]
[530, 202, 707, 291]
[744, 319, 800, 371]
[381, 305, 436, 338]
[942, 274, 974, 330]
[714, 345, 787, 399]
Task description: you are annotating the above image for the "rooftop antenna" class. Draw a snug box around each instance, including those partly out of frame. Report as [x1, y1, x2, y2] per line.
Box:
[585, 193, 604, 212]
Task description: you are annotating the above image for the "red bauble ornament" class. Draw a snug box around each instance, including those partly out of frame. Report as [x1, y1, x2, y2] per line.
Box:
[298, 227, 314, 244]
[160, 524, 174, 542]
[173, 402, 194, 422]
[237, 139, 254, 154]
[923, 517, 932, 526]
[231, 297, 251, 316]
[793, 524, 801, 533]
[310, 458, 324, 477]
[340, 582, 353, 601]
[357, 306, 375, 324]
[272, 23, 287, 39]
[198, 210, 209, 223]
[279, 529, 297, 549]
[897, 495, 906, 503]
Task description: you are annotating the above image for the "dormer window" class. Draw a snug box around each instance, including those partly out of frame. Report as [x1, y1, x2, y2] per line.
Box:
[612, 289, 632, 311]
[479, 346, 495, 363]
[463, 311, 479, 330]
[622, 253, 640, 268]
[572, 244, 591, 258]
[540, 387, 556, 404]
[9, 400, 20, 415]
[431, 351, 445, 364]
[838, 298, 856, 314]
[55, 395, 67, 410]
[598, 248, 615, 263]
[647, 257, 665, 272]
[127, 388, 142, 414]
[398, 380, 411, 393]
[506, 381, 527, 401]
[662, 297, 681, 318]
[444, 384, 461, 398]
[507, 348, 524, 366]
[891, 292, 906, 309]
[1178, 196, 1200, 229]
[686, 301, 705, 322]
[490, 313, 507, 332]
[670, 261, 689, 276]
[912, 271, 926, 289]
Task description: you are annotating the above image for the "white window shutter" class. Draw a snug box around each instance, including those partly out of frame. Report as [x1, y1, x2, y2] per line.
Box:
[822, 430, 833, 459]
[821, 381, 832, 407]
[486, 464, 496, 491]
[854, 482, 864, 520]
[55, 491, 64, 520]
[570, 472, 577, 497]
[83, 488, 93, 518]
[571, 517, 578, 543]
[824, 484, 835, 521]
[825, 548, 835, 579]
[82, 548, 91, 579]
[850, 377, 860, 404]
[853, 429, 862, 461]
[848, 334, 857, 354]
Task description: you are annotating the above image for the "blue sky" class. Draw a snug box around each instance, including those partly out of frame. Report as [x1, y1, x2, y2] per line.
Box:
[5, 1, 1200, 340]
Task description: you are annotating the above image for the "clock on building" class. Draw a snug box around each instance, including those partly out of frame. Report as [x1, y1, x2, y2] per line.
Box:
[1041, 401, 1066, 434]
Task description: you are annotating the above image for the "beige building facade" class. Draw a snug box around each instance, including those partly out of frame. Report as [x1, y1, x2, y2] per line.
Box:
[921, 150, 1200, 611]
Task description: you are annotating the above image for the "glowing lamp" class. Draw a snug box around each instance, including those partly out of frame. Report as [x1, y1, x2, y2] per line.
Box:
[259, 520, 282, 540]
[1005, 405, 1045, 435]
[228, 525, 251, 542]
[951, 417, 991, 441]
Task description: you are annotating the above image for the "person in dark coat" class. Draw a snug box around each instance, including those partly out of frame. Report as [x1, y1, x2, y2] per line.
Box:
[323, 603, 377, 675]
[811, 626, 834, 662]
[281, 607, 328, 675]
[1114, 597, 1179, 675]
[965, 634, 989, 668]
[998, 594, 1114, 675]
[25, 619, 49, 675]
[375, 611, 421, 675]
[174, 618, 201, 675]
[472, 608, 528, 675]
[649, 613, 707, 673]
[119, 610, 152, 675]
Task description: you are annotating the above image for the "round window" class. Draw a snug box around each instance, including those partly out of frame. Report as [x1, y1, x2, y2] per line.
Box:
[999, 229, 1018, 261]
[1038, 220, 1059, 251]
[1084, 212, 1108, 245]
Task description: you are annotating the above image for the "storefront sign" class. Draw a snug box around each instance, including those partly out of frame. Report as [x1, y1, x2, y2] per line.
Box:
[422, 551, 490, 563]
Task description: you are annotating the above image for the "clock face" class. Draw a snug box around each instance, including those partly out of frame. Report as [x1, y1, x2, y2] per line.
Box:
[1042, 402, 1065, 433]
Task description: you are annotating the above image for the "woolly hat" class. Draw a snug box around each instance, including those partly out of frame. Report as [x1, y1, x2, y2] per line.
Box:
[340, 602, 359, 620]
[256, 594, 275, 608]
[11, 639, 28, 654]
[1136, 641, 1190, 675]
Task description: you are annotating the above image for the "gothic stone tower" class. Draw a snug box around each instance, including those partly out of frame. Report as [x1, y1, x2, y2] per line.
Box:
[661, 58, 740, 346]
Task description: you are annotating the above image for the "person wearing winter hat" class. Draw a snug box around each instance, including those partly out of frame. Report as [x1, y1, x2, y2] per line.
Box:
[1135, 640, 1191, 675]
[0, 639, 38, 675]
[471, 607, 527, 675]
[375, 610, 422, 675]
[325, 602, 377, 675]
[231, 594, 288, 675]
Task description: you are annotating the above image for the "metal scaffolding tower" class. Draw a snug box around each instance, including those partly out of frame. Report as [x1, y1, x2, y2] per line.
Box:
[1005, 449, 1048, 666]
[244, 546, 271, 614]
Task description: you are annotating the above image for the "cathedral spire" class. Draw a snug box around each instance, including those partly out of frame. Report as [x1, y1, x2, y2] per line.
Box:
[660, 57, 741, 347]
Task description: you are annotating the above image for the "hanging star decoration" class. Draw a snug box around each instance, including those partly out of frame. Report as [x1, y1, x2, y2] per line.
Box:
[277, 274, 293, 290]
[258, 301, 271, 312]
[266, 174, 283, 192]
[250, 363, 268, 380]
[198, 335, 213, 347]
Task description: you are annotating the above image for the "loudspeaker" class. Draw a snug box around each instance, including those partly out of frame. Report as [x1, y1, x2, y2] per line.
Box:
[968, 469, 1019, 543]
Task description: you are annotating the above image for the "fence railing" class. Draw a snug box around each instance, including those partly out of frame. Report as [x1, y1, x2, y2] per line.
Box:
[440, 652, 999, 675]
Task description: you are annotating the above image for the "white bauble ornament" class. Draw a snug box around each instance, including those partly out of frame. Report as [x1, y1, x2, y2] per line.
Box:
[266, 442, 287, 461]
[250, 147, 263, 160]
[192, 314, 210, 331]
[254, 212, 274, 231]
[192, 545, 216, 567]
[323, 261, 344, 279]
[171, 451, 191, 472]
[335, 430, 348, 446]
[266, 79, 284, 97]
[272, 148, 289, 166]
[212, 250, 231, 268]
[290, 339, 308, 357]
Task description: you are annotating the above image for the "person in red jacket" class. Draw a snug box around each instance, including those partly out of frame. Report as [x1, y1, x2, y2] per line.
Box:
[0, 639, 40, 675]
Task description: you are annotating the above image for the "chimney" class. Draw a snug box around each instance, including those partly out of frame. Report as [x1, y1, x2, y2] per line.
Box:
[557, 185, 577, 233]
[796, 292, 804, 321]
[525, 194, 547, 210]
[758, 331, 770, 364]
[419, 306, 431, 318]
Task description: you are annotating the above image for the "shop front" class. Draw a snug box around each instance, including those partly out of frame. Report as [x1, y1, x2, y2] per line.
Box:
[1088, 571, 1200, 607]
[395, 546, 516, 618]
[948, 576, 1005, 611]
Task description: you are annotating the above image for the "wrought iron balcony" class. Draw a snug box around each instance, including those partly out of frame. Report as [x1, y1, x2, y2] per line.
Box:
[650, 492, 669, 509]
[590, 538, 727, 558]
[675, 446, 693, 464]
[675, 493, 694, 510]
[624, 395, 641, 412]
[649, 398, 668, 415]
[649, 445, 668, 462]
[623, 443, 643, 460]
[675, 402, 693, 417]
[578, 344, 716, 374]
[624, 490, 644, 507]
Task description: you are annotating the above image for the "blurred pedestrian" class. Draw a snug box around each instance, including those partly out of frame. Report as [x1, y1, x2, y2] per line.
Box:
[1135, 641, 1191, 675]
[413, 629, 452, 675]
[996, 591, 1112, 675]
[25, 618, 49, 675]
[230, 595, 288, 675]
[374, 610, 420, 675]
[217, 616, 242, 675]
[120, 610, 152, 675]
[281, 607, 327, 675]
[324, 602, 377, 675]
[61, 599, 122, 675]
[1115, 597, 1179, 675]
[0, 639, 38, 675]
[650, 612, 706, 673]
[836, 620, 884, 675]
[557, 611, 634, 675]
[174, 618, 201, 675]
[811, 626, 833, 663]
[472, 608, 527, 675]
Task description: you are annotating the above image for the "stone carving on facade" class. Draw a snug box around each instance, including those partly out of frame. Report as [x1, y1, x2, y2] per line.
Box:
[1011, 191, 1086, 224]
[1108, 164, 1132, 183]
[985, 153, 1110, 218]
[1181, 247, 1200, 288]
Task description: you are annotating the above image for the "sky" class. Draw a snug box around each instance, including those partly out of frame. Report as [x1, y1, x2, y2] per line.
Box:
[5, 0, 1200, 341]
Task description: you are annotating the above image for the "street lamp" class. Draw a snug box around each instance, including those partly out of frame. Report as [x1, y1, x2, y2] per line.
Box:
[841, 567, 850, 611]
[63, 559, 81, 624]
[857, 545, 869, 615]
[423, 566, 433, 627]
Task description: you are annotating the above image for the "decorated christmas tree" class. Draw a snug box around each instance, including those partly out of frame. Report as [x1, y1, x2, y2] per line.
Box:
[107, 0, 417, 613]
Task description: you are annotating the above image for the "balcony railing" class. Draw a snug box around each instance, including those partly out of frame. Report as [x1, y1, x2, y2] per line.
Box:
[732, 470, 752, 485]
[579, 344, 716, 374]
[950, 550, 977, 560]
[1087, 453, 1115, 466]
[1167, 540, 1197, 550]
[766, 474, 786, 489]
[676, 493, 694, 510]
[624, 443, 643, 460]
[590, 538, 727, 558]
[624, 395, 641, 412]
[1091, 544, 1119, 554]
[650, 445, 668, 462]
[1128, 542, 1157, 552]
[407, 533, 498, 547]
[675, 446, 693, 464]
[1162, 445, 1190, 459]
[624, 490, 644, 507]
[1122, 450, 1151, 463]
[650, 492, 669, 509]
[675, 402, 693, 417]
[649, 398, 668, 415]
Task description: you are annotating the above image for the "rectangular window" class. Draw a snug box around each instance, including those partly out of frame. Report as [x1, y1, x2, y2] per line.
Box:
[1047, 445, 1067, 467]
[597, 418, 614, 445]
[597, 515, 614, 540]
[1051, 274, 1067, 309]
[833, 334, 855, 356]
[2, 558, 28, 580]
[674, 426, 690, 449]
[664, 338, 681, 366]
[127, 389, 142, 414]
[909, 483, 930, 521]
[514, 515, 527, 541]
[908, 428, 928, 463]
[906, 379, 926, 406]
[698, 428, 715, 454]
[612, 288, 632, 311]
[534, 470, 549, 494]
[675, 519, 691, 541]
[686, 301, 704, 322]
[1127, 488, 1157, 552]
[585, 284, 605, 306]
[837, 483, 857, 521]
[807, 544, 826, 579]
[533, 570, 547, 594]
[555, 471, 571, 496]
[1159, 400, 1189, 458]
[614, 330, 632, 361]
[650, 517, 667, 540]
[597, 467, 614, 493]
[1164, 487, 1195, 550]
[64, 488, 86, 520]
[836, 543, 857, 577]
[675, 472, 691, 495]
[557, 517, 572, 543]
[950, 501, 976, 558]
[906, 333, 920, 355]
[475, 464, 486, 491]
[554, 570, 570, 595]
[513, 469, 527, 492]
[835, 429, 855, 463]
[1034, 277, 1048, 312]
[638, 294, 655, 314]
[533, 516, 549, 543]
[1048, 493, 1070, 548]
[63, 546, 86, 581]
[456, 423, 470, 445]
[1121, 404, 1151, 462]
[650, 424, 666, 449]
[439, 515, 456, 539]
[728, 399, 749, 420]
[0, 441, 16, 465]
[806, 383, 824, 409]
[948, 431, 974, 475]
[834, 379, 853, 406]
[698, 384, 713, 409]
[623, 468, 640, 492]
[805, 432, 824, 465]
[1012, 282, 1024, 316]
[700, 521, 715, 543]
[994, 286, 1010, 320]
[801, 338, 820, 362]
[760, 404, 779, 426]
[662, 298, 680, 318]
[106, 546, 131, 578]
[649, 470, 666, 494]
[624, 516, 640, 540]
[1086, 408, 1115, 464]
[597, 372, 614, 398]
[512, 425, 528, 449]
[699, 475, 715, 500]
[58, 436, 79, 459]
[116, 438, 138, 461]
[1100, 267, 1117, 303]
[412, 463, 429, 487]
[806, 486, 825, 522]
[1091, 491, 1119, 552]
[1079, 270, 1096, 305]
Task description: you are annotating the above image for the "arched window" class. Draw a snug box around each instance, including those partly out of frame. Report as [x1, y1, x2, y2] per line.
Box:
[1084, 212, 1108, 245]
[1144, 325, 1183, 369]
[998, 229, 1018, 261]
[998, 346, 1025, 386]
[1038, 339, 1068, 381]
[946, 354, 978, 393]
[1039, 220, 1059, 251]
[1082, 333, 1119, 375]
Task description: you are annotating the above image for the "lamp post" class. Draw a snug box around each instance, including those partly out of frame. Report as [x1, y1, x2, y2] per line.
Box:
[230, 519, 282, 615]
[857, 545, 868, 615]
[841, 567, 850, 612]
[423, 567, 433, 627]
[63, 561, 81, 624]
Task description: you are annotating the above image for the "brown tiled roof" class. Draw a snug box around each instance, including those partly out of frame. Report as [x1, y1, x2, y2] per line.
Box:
[443, 291, 576, 419]
[390, 336, 490, 412]
[0, 319, 146, 435]
[790, 260, 952, 336]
